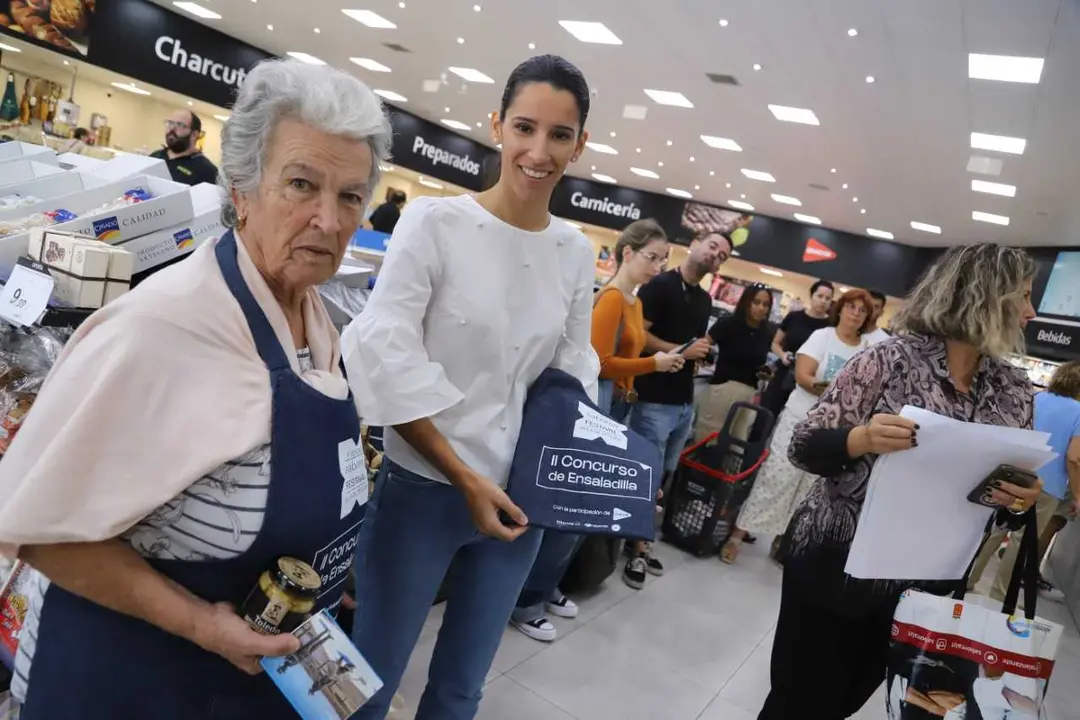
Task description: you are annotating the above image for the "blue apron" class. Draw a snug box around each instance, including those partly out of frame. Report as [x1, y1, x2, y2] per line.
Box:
[21, 232, 366, 719]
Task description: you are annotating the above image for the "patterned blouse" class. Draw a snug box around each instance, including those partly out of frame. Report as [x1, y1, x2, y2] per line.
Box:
[785, 332, 1033, 605]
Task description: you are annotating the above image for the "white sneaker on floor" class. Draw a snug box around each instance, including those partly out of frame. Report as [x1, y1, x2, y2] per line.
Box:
[512, 617, 557, 642]
[546, 594, 579, 619]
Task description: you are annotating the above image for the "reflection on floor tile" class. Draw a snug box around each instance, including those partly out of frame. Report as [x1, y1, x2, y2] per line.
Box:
[384, 533, 1080, 719]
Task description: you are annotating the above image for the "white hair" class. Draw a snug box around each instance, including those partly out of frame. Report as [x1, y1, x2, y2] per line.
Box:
[218, 58, 393, 227]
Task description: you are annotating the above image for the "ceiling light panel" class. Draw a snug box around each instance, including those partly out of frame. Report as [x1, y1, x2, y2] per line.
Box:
[666, 188, 692, 198]
[111, 82, 151, 96]
[374, 89, 407, 102]
[794, 213, 821, 224]
[700, 135, 742, 152]
[866, 228, 894, 239]
[728, 201, 754, 211]
[971, 132, 1026, 155]
[644, 89, 694, 108]
[760, 267, 783, 277]
[592, 173, 617, 183]
[768, 104, 820, 125]
[968, 53, 1045, 84]
[623, 104, 648, 120]
[342, 9, 397, 28]
[971, 179, 1017, 197]
[631, 167, 660, 179]
[771, 194, 802, 206]
[585, 142, 618, 155]
[448, 67, 494, 83]
[741, 169, 776, 182]
[967, 155, 1004, 176]
[214, 114, 230, 121]
[350, 58, 391, 72]
[440, 119, 472, 131]
[973, 211, 1010, 226]
[559, 20, 622, 45]
[287, 52, 325, 65]
[910, 222, 942, 234]
[173, 2, 220, 19]
[419, 178, 444, 189]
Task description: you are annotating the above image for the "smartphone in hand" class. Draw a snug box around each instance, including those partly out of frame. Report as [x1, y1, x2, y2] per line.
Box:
[967, 464, 1038, 508]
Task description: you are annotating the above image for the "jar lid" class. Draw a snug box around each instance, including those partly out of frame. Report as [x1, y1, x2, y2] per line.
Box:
[272, 557, 322, 597]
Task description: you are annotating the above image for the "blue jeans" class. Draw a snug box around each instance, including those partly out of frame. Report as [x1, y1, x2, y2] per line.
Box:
[596, 379, 632, 424]
[629, 401, 695, 474]
[351, 461, 543, 720]
[512, 530, 585, 623]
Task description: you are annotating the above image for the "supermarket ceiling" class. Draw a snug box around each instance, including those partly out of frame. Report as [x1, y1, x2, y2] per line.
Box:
[150, 0, 1080, 248]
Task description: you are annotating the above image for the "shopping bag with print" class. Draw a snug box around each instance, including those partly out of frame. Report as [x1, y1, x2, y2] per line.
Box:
[885, 514, 1063, 720]
[507, 368, 662, 540]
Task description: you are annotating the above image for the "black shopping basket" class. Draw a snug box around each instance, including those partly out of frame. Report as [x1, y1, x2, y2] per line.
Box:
[661, 402, 774, 557]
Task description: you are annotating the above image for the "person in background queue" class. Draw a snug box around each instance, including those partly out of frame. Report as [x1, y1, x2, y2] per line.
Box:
[621, 230, 731, 589]
[0, 59, 391, 718]
[367, 189, 407, 234]
[694, 284, 775, 442]
[59, 127, 90, 155]
[864, 288, 891, 345]
[760, 280, 834, 417]
[150, 109, 220, 186]
[509, 218, 683, 643]
[759, 244, 1043, 719]
[341, 55, 599, 720]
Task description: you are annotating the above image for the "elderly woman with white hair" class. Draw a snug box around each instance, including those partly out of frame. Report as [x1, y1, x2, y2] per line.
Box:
[0, 59, 390, 718]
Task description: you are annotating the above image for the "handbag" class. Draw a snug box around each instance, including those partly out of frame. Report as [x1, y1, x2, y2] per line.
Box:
[885, 512, 1064, 719]
[506, 368, 663, 540]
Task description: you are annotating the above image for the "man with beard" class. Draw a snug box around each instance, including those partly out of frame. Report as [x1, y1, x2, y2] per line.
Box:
[150, 110, 219, 186]
[621, 230, 730, 589]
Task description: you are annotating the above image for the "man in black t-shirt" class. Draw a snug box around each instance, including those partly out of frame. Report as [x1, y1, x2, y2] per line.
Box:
[367, 190, 407, 234]
[760, 279, 834, 416]
[150, 110, 219, 187]
[622, 230, 731, 588]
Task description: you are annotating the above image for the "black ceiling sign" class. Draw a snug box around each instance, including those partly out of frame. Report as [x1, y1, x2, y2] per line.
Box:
[386, 107, 494, 192]
[1024, 319, 1080, 362]
[87, 0, 272, 109]
[549, 176, 684, 235]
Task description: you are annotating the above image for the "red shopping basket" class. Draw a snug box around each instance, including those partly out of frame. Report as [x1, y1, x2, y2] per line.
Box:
[661, 402, 774, 557]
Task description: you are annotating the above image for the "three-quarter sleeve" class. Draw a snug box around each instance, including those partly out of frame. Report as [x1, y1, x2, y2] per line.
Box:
[788, 343, 889, 477]
[592, 289, 655, 381]
[551, 242, 601, 403]
[342, 198, 466, 426]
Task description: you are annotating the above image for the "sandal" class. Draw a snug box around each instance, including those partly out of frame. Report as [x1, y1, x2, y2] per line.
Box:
[720, 538, 742, 564]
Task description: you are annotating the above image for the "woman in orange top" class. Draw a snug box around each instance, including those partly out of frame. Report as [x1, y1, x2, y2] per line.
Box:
[593, 218, 685, 422]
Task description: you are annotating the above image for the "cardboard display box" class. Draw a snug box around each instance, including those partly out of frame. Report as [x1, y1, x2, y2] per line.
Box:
[93, 154, 171, 183]
[115, 183, 224, 275]
[0, 161, 65, 189]
[0, 173, 112, 222]
[28, 229, 134, 309]
[57, 153, 106, 173]
[0, 142, 59, 167]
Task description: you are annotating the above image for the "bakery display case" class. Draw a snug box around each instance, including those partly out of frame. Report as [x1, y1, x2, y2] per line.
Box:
[1008, 353, 1060, 390]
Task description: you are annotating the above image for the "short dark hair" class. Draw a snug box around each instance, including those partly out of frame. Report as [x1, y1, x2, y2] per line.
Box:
[830, 288, 876, 334]
[810, 280, 834, 296]
[500, 55, 590, 130]
[868, 288, 887, 303]
[692, 230, 732, 251]
[73, 127, 89, 140]
[390, 190, 407, 205]
[1048, 361, 1080, 400]
[188, 110, 203, 134]
[734, 284, 773, 325]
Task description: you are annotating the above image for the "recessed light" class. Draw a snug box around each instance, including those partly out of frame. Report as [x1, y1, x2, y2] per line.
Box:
[968, 53, 1044, 84]
[847, 28, 858, 37]
[689, 157, 695, 162]
[725, 182, 731, 188]
[476, 122, 483, 128]
[700, 135, 743, 152]
[667, 188, 693, 199]
[214, 114, 230, 121]
[658, 161, 664, 167]
[718, 18, 729, 27]
[419, 178, 444, 189]
[741, 169, 776, 182]
[768, 104, 820, 125]
[772, 194, 802, 206]
[867, 228, 894, 239]
[287, 52, 326, 65]
[666, 140, 674, 146]
[374, 89, 407, 102]
[971, 132, 1026, 155]
[973, 210, 1010, 226]
[314, 27, 321, 33]
[341, 9, 397, 28]
[473, 4, 481, 10]
[644, 89, 694, 108]
[187, 101, 193, 107]
[694, 185, 700, 190]
[740, 193, 747, 199]
[399, 1, 405, 6]
[752, 63, 762, 71]
[441, 119, 472, 131]
[444, 107, 451, 113]
[709, 171, 716, 177]
[111, 82, 151, 96]
[729, 200, 754, 211]
[448, 67, 494, 83]
[585, 142, 618, 155]
[591, 165, 596, 171]
[865, 76, 875, 83]
[910, 221, 942, 234]
[842, 183, 849, 189]
[172, 2, 221, 19]
[610, 131, 616, 138]
[860, 208, 867, 214]
[971, 179, 1017, 197]
[631, 167, 660, 179]
[593, 173, 617, 183]
[0, 42, 22, 52]
[350, 58, 392, 72]
[559, 20, 622, 45]
[528, 42, 536, 50]
[760, 267, 784, 277]
[457, 37, 465, 44]
[635, 148, 641, 153]
[794, 214, 822, 225]
[266, 24, 273, 30]
[852, 197, 858, 202]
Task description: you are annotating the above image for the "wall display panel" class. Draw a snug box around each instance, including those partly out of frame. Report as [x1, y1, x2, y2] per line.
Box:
[1, 0, 94, 57]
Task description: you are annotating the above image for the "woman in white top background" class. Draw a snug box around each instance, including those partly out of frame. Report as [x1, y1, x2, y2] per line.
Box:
[342, 55, 600, 720]
[721, 289, 875, 564]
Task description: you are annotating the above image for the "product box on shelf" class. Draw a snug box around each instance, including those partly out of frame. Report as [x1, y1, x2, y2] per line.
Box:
[0, 141, 59, 167]
[93, 153, 171, 183]
[116, 183, 224, 275]
[0, 173, 112, 222]
[29, 229, 133, 309]
[0, 161, 66, 189]
[57, 152, 107, 174]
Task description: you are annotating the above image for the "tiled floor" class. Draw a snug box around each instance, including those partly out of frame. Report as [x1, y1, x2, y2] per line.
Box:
[394, 539, 1080, 720]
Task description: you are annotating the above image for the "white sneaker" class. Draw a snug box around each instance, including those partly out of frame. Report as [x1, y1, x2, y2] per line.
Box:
[546, 594, 579, 619]
[512, 617, 557, 642]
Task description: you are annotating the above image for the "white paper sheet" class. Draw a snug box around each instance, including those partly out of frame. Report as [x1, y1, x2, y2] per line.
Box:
[845, 406, 1057, 581]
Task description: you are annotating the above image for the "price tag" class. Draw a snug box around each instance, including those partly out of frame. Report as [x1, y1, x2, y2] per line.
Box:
[0, 258, 55, 327]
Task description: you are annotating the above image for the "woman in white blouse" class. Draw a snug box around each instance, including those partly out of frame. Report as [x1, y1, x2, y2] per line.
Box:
[342, 55, 600, 720]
